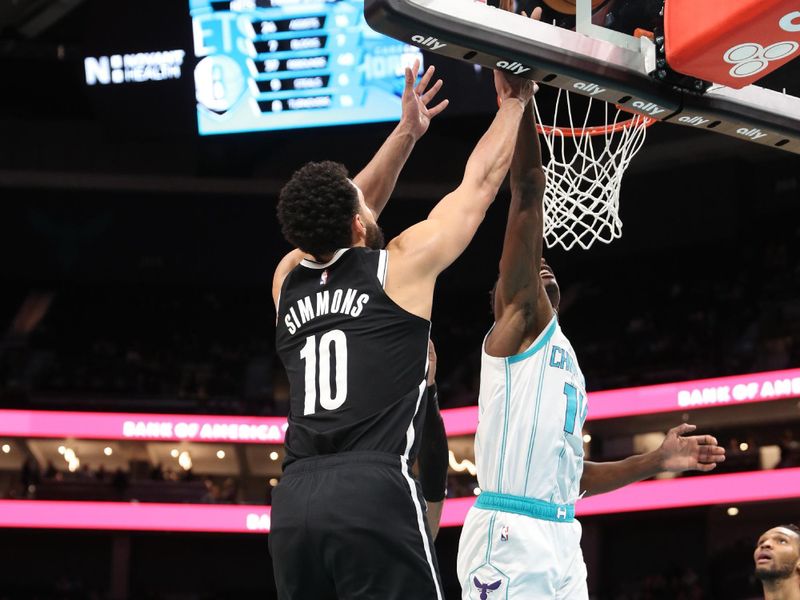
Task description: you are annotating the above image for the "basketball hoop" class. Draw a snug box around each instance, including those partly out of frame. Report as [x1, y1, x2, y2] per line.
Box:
[532, 87, 654, 251]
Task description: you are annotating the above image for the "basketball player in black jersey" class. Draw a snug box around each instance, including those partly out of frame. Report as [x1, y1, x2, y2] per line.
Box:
[271, 60, 535, 599]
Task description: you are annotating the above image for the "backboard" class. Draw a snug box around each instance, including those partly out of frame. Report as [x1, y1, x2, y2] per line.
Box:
[364, 0, 800, 154]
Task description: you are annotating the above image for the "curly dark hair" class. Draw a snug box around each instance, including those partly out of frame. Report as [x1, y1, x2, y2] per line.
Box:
[277, 161, 359, 258]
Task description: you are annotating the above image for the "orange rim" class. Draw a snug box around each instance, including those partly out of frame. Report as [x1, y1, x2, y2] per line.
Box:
[497, 95, 656, 136]
[535, 115, 655, 137]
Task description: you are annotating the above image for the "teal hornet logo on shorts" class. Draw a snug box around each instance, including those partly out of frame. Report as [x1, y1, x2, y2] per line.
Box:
[473, 577, 502, 599]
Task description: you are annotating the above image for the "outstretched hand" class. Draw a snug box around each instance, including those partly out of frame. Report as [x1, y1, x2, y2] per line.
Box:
[659, 423, 727, 473]
[402, 59, 449, 140]
[494, 70, 536, 104]
[494, 2, 541, 104]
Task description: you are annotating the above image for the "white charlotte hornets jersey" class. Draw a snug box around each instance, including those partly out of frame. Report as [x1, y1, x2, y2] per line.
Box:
[475, 314, 588, 505]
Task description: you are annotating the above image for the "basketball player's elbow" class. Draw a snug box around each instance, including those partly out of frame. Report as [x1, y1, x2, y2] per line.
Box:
[453, 182, 500, 222]
[496, 277, 537, 312]
[467, 154, 513, 196]
[579, 463, 601, 497]
[580, 485, 599, 498]
[511, 173, 546, 205]
[473, 177, 505, 213]
[511, 167, 547, 195]
[488, 160, 515, 192]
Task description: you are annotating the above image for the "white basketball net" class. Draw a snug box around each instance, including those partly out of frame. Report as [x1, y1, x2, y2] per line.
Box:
[532, 88, 652, 251]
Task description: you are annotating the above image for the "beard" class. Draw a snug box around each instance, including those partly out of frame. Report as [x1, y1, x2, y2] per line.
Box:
[755, 563, 795, 582]
[365, 221, 385, 250]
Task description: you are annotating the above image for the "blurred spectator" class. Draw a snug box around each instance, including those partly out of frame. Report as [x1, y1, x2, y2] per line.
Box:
[201, 478, 221, 503]
[777, 429, 800, 469]
[112, 467, 129, 497]
[20, 457, 40, 491]
[78, 463, 93, 480]
[221, 477, 238, 503]
[149, 462, 164, 481]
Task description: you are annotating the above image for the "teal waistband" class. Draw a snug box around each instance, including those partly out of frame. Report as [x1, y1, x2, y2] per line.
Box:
[475, 491, 575, 523]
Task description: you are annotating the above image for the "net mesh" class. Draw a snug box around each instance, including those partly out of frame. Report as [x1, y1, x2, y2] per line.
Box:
[532, 88, 652, 251]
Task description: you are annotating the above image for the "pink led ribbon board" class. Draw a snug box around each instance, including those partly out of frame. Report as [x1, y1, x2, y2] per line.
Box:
[0, 410, 289, 443]
[0, 368, 797, 440]
[1, 368, 798, 532]
[2, 468, 799, 532]
[586, 367, 800, 420]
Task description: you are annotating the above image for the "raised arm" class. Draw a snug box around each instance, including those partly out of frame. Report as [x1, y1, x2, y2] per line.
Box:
[486, 95, 551, 357]
[580, 424, 726, 497]
[485, 5, 550, 358]
[387, 71, 534, 280]
[271, 61, 445, 303]
[352, 59, 448, 218]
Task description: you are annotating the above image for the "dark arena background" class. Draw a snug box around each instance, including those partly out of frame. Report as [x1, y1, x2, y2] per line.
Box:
[1, 0, 800, 598]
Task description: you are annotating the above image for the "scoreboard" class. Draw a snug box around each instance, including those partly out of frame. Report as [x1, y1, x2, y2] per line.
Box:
[190, 0, 423, 135]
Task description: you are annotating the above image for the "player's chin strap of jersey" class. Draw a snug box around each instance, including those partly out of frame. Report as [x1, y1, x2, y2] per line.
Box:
[417, 383, 448, 502]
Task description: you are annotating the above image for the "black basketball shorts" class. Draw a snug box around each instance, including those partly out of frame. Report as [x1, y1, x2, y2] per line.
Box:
[269, 451, 444, 600]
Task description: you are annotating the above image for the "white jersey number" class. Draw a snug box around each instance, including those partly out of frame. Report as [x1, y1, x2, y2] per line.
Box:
[299, 330, 348, 415]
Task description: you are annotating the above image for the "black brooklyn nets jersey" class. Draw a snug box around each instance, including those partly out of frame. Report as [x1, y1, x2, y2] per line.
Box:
[275, 247, 431, 466]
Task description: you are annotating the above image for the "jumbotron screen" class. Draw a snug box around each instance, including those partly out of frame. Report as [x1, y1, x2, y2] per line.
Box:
[190, 0, 423, 134]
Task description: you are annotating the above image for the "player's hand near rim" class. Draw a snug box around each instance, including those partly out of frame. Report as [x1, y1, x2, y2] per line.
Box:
[485, 1, 547, 359]
[485, 0, 728, 498]
[273, 52, 533, 322]
[382, 69, 534, 320]
[493, 2, 543, 102]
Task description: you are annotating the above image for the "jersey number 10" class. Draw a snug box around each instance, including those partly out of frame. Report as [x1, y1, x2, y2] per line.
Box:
[299, 330, 348, 415]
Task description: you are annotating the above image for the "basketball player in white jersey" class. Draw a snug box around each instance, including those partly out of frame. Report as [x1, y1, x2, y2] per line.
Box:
[456, 8, 726, 599]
